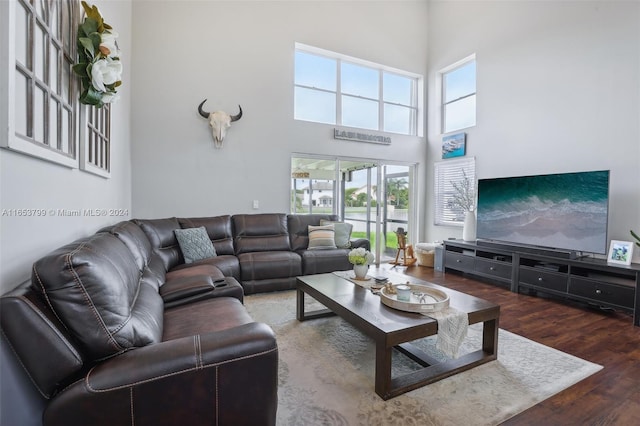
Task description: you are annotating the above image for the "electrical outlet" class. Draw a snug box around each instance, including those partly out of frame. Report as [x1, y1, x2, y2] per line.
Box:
[252, 200, 259, 209]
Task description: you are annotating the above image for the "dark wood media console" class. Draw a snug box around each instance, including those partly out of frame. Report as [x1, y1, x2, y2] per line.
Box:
[443, 239, 640, 326]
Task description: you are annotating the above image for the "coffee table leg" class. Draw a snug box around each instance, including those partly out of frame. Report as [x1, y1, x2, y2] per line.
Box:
[374, 341, 393, 400]
[296, 287, 335, 321]
[482, 318, 499, 356]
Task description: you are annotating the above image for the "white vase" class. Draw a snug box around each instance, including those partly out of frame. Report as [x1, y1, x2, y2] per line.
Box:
[353, 264, 368, 280]
[462, 211, 476, 241]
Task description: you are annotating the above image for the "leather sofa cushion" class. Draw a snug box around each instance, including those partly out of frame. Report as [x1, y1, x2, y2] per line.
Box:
[233, 214, 290, 254]
[237, 251, 301, 281]
[107, 221, 153, 271]
[31, 233, 164, 361]
[163, 297, 253, 340]
[136, 218, 183, 271]
[171, 254, 240, 281]
[179, 216, 235, 255]
[300, 248, 352, 275]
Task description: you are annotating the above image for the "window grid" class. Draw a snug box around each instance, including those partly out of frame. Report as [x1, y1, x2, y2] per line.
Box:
[434, 157, 476, 226]
[86, 104, 111, 172]
[15, 0, 77, 158]
[441, 57, 476, 134]
[295, 47, 419, 136]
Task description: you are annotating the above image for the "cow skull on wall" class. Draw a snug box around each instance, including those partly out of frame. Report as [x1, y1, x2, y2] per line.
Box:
[197, 99, 243, 148]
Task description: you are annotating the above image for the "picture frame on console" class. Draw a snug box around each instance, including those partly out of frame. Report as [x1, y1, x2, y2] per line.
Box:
[607, 240, 634, 266]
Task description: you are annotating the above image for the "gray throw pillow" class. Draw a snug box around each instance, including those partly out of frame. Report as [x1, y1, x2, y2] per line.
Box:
[174, 226, 217, 263]
[320, 219, 353, 249]
[308, 224, 337, 250]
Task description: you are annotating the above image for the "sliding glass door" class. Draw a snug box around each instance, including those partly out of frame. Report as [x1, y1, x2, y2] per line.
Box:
[291, 155, 417, 264]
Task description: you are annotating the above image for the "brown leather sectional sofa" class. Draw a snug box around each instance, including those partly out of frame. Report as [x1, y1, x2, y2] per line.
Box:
[0, 213, 369, 425]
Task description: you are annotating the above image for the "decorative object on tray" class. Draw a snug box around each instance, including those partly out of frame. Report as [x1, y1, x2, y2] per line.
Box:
[379, 283, 449, 313]
[348, 247, 375, 279]
[379, 282, 467, 357]
[73, 1, 122, 107]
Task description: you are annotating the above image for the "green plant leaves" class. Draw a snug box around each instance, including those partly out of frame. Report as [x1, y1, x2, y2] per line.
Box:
[74, 2, 121, 108]
[80, 86, 104, 107]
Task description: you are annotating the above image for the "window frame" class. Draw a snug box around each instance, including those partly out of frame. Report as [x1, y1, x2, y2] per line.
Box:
[294, 43, 423, 137]
[80, 104, 111, 177]
[1, 0, 80, 168]
[441, 55, 476, 134]
[434, 157, 476, 226]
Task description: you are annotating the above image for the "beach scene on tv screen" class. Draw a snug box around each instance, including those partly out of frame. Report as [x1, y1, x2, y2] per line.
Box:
[476, 171, 609, 254]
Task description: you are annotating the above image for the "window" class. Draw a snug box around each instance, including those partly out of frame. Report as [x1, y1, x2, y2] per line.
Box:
[294, 43, 420, 136]
[81, 104, 111, 176]
[434, 157, 476, 226]
[442, 56, 476, 133]
[1, 0, 79, 167]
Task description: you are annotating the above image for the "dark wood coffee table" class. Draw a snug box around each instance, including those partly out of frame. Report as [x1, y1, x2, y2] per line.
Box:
[296, 272, 500, 400]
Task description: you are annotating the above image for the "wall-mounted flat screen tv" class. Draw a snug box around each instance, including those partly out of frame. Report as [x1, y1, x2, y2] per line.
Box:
[476, 170, 610, 255]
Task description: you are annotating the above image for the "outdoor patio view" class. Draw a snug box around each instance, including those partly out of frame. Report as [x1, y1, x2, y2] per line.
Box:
[291, 157, 414, 262]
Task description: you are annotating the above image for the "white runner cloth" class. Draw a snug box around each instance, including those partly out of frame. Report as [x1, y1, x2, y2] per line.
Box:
[333, 270, 469, 358]
[424, 307, 469, 358]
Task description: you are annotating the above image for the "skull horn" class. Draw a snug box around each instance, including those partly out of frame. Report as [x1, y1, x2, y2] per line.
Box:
[230, 105, 243, 122]
[198, 99, 210, 118]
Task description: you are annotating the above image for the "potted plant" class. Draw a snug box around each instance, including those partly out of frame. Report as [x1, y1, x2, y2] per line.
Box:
[348, 247, 375, 280]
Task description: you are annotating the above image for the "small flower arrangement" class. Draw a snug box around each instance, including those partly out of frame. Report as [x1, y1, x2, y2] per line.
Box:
[73, 1, 122, 107]
[348, 247, 375, 266]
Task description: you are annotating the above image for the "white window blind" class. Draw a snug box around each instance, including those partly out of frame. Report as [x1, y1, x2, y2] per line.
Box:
[435, 157, 476, 226]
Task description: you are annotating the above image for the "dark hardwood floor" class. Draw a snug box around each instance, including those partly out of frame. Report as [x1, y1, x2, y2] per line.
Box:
[393, 265, 640, 425]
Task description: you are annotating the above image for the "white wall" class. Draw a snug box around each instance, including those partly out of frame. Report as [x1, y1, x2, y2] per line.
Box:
[0, 1, 132, 422]
[425, 0, 640, 261]
[0, 1, 133, 294]
[130, 0, 429, 223]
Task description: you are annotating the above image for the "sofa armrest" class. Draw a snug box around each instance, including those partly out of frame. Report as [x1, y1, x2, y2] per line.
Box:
[351, 238, 371, 251]
[88, 322, 276, 389]
[44, 322, 278, 426]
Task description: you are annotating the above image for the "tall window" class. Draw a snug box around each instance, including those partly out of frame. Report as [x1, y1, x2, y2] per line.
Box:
[294, 43, 421, 136]
[2, 0, 79, 167]
[434, 157, 476, 226]
[442, 56, 476, 133]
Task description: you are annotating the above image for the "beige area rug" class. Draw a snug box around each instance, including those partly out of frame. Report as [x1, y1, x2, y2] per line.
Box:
[244, 290, 602, 426]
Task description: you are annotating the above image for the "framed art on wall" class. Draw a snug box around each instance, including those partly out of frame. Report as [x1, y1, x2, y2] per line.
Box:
[442, 132, 466, 159]
[607, 240, 634, 266]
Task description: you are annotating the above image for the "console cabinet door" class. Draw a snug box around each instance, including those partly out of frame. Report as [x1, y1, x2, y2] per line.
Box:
[569, 277, 635, 309]
[445, 252, 474, 272]
[519, 267, 568, 292]
[474, 258, 511, 280]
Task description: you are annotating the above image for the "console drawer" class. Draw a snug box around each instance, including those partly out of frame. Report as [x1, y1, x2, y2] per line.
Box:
[569, 277, 635, 309]
[475, 258, 511, 280]
[445, 252, 474, 272]
[519, 267, 568, 292]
